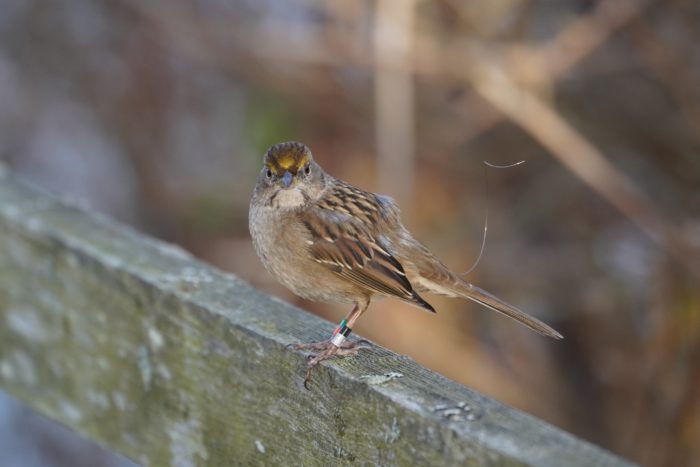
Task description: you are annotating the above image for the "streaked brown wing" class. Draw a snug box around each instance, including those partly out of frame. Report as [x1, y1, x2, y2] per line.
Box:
[311, 237, 405, 295]
[299, 186, 434, 312]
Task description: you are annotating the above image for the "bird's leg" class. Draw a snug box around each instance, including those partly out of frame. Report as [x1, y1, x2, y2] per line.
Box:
[290, 303, 366, 351]
[290, 303, 370, 388]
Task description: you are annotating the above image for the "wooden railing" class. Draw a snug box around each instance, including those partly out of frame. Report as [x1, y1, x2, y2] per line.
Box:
[0, 170, 635, 466]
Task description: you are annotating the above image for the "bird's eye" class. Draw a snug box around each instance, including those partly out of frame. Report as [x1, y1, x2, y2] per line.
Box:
[265, 169, 273, 179]
[304, 164, 311, 175]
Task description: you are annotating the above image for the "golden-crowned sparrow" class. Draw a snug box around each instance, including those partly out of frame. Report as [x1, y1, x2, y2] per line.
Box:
[249, 141, 562, 387]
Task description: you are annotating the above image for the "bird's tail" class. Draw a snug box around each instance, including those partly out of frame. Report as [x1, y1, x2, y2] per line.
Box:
[454, 281, 563, 339]
[404, 238, 562, 338]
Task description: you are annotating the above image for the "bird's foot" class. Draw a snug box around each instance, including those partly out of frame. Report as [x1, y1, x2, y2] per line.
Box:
[290, 339, 370, 389]
[289, 339, 337, 352]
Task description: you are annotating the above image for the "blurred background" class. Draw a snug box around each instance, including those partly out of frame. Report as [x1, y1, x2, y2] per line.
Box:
[0, 0, 699, 465]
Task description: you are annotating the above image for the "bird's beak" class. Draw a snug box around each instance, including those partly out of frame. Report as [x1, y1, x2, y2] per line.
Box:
[281, 171, 294, 188]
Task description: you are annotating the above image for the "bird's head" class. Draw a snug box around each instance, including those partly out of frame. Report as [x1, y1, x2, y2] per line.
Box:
[255, 141, 324, 208]
[263, 141, 314, 189]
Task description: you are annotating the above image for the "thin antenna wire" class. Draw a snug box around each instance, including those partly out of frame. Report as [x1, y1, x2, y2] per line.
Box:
[462, 159, 526, 276]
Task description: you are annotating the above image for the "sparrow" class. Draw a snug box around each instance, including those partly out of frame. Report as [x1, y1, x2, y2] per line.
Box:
[249, 141, 562, 388]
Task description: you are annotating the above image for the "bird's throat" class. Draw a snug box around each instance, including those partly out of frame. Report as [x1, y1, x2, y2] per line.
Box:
[271, 187, 307, 208]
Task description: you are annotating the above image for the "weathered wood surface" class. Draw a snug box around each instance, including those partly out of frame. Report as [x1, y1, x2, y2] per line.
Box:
[0, 170, 635, 467]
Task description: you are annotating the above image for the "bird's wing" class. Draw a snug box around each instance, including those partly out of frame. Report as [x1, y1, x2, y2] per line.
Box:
[298, 182, 434, 312]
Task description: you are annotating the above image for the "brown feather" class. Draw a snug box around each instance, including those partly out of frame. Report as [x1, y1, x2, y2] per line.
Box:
[300, 183, 435, 313]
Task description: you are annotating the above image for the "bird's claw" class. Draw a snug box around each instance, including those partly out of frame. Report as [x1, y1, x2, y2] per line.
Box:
[289, 339, 334, 352]
[303, 369, 314, 390]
